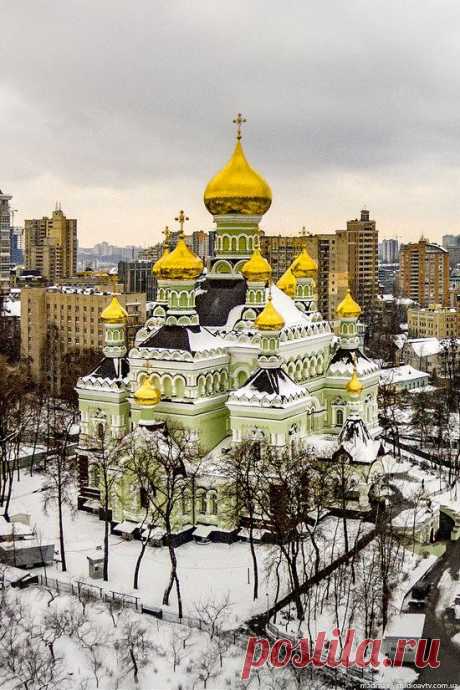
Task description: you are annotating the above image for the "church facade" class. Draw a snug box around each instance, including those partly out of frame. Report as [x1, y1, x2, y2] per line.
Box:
[76, 118, 381, 536]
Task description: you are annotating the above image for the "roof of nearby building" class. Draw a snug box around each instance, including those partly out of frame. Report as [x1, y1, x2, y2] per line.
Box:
[380, 365, 430, 385]
[385, 613, 426, 639]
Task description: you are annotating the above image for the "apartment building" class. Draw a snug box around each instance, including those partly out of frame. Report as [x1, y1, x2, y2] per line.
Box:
[408, 304, 460, 339]
[21, 287, 146, 395]
[346, 209, 379, 313]
[25, 205, 77, 283]
[400, 239, 449, 306]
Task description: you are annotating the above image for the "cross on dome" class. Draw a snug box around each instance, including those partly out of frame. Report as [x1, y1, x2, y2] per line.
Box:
[233, 113, 247, 141]
[162, 225, 170, 243]
[175, 210, 189, 238]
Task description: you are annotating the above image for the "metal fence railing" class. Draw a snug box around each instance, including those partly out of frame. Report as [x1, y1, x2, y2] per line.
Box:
[38, 575, 141, 610]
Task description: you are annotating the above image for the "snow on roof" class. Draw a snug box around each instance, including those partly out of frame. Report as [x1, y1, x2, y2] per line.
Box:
[385, 613, 425, 639]
[327, 351, 379, 377]
[3, 299, 21, 317]
[380, 365, 430, 385]
[339, 416, 382, 464]
[223, 283, 312, 331]
[193, 524, 214, 539]
[187, 327, 227, 352]
[393, 334, 407, 350]
[229, 367, 310, 408]
[408, 338, 442, 358]
[115, 521, 139, 534]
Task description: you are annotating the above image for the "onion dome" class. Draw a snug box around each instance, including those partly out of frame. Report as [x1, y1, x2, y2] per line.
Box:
[346, 368, 363, 396]
[255, 297, 285, 331]
[134, 378, 161, 406]
[204, 140, 272, 216]
[152, 247, 170, 276]
[336, 289, 362, 318]
[290, 247, 318, 279]
[276, 266, 296, 297]
[241, 248, 272, 283]
[159, 237, 203, 280]
[100, 297, 128, 324]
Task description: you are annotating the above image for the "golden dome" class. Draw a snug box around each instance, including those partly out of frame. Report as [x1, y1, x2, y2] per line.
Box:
[134, 378, 161, 406]
[152, 247, 170, 276]
[159, 236, 203, 281]
[100, 297, 128, 324]
[255, 297, 285, 331]
[241, 248, 272, 283]
[290, 247, 318, 279]
[276, 266, 297, 297]
[336, 289, 362, 318]
[204, 140, 272, 216]
[346, 368, 363, 396]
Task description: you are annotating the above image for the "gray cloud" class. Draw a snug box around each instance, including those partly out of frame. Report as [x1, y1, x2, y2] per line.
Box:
[2, 0, 460, 244]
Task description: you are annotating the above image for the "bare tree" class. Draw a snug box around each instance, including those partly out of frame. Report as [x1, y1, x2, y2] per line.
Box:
[193, 593, 231, 640]
[77, 623, 109, 689]
[42, 410, 78, 572]
[193, 641, 220, 689]
[218, 439, 265, 602]
[122, 425, 200, 618]
[115, 616, 154, 684]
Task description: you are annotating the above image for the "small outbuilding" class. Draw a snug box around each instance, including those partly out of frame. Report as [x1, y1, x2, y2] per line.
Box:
[383, 613, 426, 664]
[87, 552, 104, 579]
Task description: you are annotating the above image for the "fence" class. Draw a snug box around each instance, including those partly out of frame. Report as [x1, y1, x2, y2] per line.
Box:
[38, 574, 141, 610]
[266, 619, 376, 688]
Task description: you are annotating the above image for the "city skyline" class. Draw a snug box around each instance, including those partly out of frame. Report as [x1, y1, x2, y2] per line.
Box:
[4, 2, 460, 246]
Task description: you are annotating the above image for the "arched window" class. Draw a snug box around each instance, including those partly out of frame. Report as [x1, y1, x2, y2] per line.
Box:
[336, 409, 344, 427]
[197, 491, 207, 514]
[209, 493, 218, 515]
[181, 491, 191, 514]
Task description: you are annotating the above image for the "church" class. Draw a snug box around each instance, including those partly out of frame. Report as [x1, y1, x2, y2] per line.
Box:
[76, 116, 381, 539]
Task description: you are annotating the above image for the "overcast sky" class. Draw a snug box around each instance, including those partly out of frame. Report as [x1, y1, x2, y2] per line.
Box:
[2, 0, 460, 246]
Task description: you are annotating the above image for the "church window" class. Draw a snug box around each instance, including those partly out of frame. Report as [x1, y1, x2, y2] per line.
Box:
[197, 491, 207, 514]
[336, 409, 344, 427]
[209, 493, 218, 515]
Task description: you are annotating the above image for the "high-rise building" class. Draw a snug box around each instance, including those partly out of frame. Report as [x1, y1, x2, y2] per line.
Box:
[0, 189, 12, 288]
[304, 232, 349, 321]
[259, 234, 304, 279]
[346, 209, 379, 313]
[442, 234, 460, 267]
[400, 239, 449, 307]
[380, 238, 399, 264]
[24, 204, 77, 283]
[21, 286, 146, 395]
[118, 260, 156, 301]
[10, 227, 24, 265]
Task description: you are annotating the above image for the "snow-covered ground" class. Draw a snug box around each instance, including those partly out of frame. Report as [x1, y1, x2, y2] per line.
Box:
[9, 472, 368, 628]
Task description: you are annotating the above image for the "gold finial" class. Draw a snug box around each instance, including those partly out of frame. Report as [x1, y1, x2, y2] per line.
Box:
[233, 112, 247, 141]
[162, 225, 170, 245]
[175, 210, 189, 239]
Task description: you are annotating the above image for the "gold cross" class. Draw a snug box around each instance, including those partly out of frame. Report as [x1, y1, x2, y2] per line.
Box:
[175, 210, 189, 238]
[162, 225, 170, 246]
[233, 113, 247, 140]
